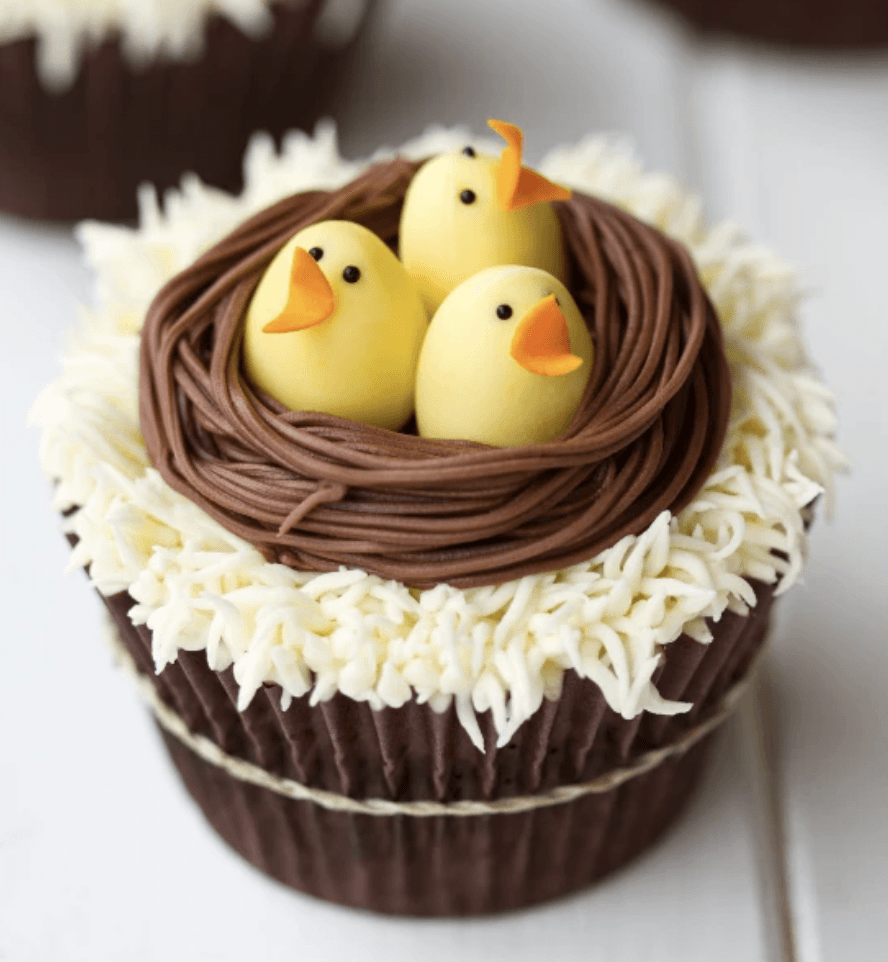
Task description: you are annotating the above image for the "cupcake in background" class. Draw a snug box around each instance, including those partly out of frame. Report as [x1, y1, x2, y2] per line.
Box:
[645, 0, 888, 48]
[0, 0, 377, 221]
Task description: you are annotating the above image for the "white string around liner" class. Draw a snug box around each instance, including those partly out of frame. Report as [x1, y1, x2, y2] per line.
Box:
[101, 614, 761, 818]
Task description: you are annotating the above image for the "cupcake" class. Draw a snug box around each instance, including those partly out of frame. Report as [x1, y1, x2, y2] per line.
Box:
[647, 0, 888, 48]
[33, 122, 843, 915]
[0, 0, 376, 222]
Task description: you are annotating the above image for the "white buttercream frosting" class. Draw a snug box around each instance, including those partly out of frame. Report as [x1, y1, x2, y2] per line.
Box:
[32, 124, 846, 749]
[0, 0, 288, 90]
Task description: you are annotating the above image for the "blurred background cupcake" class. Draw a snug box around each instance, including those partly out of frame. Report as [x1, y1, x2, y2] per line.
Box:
[642, 0, 888, 48]
[0, 0, 378, 221]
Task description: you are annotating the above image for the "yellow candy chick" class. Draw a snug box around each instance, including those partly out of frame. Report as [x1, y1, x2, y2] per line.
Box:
[399, 119, 572, 315]
[242, 220, 427, 431]
[416, 266, 593, 447]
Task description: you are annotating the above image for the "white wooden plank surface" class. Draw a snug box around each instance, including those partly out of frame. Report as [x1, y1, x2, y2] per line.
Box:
[692, 43, 888, 960]
[2, 0, 886, 958]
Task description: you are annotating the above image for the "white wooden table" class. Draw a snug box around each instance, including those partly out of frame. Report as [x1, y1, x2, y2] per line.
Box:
[2, 1, 886, 959]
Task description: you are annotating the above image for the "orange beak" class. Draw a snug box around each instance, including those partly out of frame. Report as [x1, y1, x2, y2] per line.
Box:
[262, 247, 336, 333]
[488, 119, 572, 212]
[510, 294, 583, 376]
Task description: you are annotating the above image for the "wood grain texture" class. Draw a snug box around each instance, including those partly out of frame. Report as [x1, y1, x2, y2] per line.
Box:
[691, 43, 888, 960]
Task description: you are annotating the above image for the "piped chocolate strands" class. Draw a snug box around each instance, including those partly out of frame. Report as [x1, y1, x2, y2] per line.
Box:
[140, 158, 731, 589]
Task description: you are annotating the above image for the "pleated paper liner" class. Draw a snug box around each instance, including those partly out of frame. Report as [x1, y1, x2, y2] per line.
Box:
[158, 723, 712, 914]
[98, 580, 773, 914]
[0, 0, 377, 222]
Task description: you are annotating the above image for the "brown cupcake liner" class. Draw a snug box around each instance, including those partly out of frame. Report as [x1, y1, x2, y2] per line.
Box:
[158, 722, 713, 914]
[648, 0, 888, 48]
[96, 579, 773, 914]
[0, 0, 376, 222]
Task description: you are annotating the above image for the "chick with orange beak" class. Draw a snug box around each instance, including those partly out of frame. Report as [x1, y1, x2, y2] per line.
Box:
[415, 266, 593, 447]
[399, 120, 572, 315]
[242, 220, 427, 430]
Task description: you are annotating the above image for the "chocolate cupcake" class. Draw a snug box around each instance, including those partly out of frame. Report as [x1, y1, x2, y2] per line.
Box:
[34, 124, 843, 914]
[0, 0, 375, 222]
[648, 0, 888, 48]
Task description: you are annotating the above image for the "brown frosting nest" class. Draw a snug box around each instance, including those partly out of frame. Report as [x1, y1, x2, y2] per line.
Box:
[139, 158, 731, 589]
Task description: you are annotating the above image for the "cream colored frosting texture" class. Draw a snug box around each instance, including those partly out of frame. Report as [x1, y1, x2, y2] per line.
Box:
[0, 0, 284, 89]
[33, 125, 846, 749]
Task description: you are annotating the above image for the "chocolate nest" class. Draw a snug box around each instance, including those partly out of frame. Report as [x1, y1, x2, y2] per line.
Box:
[140, 158, 732, 589]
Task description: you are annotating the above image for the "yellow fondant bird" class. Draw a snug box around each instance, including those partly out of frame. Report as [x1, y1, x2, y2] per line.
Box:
[399, 119, 572, 315]
[242, 220, 428, 431]
[415, 266, 593, 447]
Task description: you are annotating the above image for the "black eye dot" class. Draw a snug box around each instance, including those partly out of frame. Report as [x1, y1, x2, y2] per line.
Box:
[462, 146, 476, 157]
[342, 265, 361, 283]
[308, 247, 323, 261]
[460, 189, 476, 205]
[496, 304, 513, 320]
